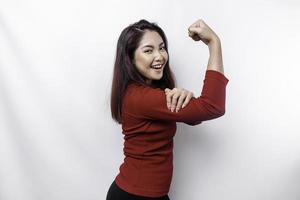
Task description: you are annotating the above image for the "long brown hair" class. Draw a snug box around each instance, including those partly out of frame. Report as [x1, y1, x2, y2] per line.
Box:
[110, 19, 176, 124]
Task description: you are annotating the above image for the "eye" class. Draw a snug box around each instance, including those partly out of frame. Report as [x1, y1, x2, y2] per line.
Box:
[144, 47, 165, 53]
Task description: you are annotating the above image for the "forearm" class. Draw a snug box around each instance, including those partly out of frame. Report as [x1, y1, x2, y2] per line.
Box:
[207, 37, 224, 75]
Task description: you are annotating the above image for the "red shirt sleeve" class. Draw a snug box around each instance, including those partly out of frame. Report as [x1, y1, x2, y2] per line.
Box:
[123, 70, 229, 125]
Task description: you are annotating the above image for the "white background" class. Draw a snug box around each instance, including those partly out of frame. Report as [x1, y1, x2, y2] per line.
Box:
[0, 0, 299, 200]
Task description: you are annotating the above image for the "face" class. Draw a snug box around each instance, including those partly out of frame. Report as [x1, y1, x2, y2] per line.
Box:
[133, 30, 169, 85]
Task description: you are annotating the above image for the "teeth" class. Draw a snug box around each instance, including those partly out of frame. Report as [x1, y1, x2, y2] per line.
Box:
[151, 64, 163, 69]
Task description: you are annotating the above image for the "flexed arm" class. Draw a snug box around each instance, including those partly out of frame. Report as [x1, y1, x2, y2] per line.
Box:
[188, 19, 224, 75]
[163, 19, 226, 116]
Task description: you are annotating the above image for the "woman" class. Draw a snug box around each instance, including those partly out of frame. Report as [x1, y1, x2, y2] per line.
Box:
[107, 19, 229, 200]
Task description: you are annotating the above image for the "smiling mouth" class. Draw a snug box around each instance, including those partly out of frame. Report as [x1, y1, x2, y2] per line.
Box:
[150, 64, 163, 69]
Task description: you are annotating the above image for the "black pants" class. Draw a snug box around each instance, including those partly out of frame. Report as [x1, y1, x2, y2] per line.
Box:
[106, 180, 170, 200]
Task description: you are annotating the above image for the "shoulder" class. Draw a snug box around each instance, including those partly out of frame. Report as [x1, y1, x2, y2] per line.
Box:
[123, 83, 165, 107]
[126, 83, 163, 95]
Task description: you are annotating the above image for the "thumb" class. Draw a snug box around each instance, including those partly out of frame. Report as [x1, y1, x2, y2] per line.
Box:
[188, 27, 199, 35]
[165, 88, 171, 93]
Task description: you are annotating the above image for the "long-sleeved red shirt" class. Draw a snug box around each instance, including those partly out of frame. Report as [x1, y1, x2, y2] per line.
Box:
[115, 70, 229, 197]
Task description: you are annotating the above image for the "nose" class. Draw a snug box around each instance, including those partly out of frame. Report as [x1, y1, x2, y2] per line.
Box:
[154, 50, 164, 62]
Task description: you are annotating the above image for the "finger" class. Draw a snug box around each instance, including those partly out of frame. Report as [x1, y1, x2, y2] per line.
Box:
[175, 92, 186, 112]
[189, 26, 202, 34]
[188, 28, 202, 41]
[192, 35, 201, 41]
[166, 88, 179, 111]
[165, 91, 172, 109]
[170, 93, 180, 112]
[166, 88, 178, 109]
[182, 92, 193, 108]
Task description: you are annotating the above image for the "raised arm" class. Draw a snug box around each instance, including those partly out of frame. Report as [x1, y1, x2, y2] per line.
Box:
[188, 19, 224, 75]
[164, 19, 225, 115]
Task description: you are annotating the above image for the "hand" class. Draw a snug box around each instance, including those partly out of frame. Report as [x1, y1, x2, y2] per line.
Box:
[188, 19, 219, 45]
[164, 87, 194, 113]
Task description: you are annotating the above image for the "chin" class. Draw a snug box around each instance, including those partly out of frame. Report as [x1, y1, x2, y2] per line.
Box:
[154, 76, 163, 80]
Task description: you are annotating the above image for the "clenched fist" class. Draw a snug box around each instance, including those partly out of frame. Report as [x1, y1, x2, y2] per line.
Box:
[188, 19, 219, 45]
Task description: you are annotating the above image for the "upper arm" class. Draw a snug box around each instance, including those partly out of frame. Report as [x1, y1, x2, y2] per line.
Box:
[126, 87, 219, 125]
[124, 70, 229, 125]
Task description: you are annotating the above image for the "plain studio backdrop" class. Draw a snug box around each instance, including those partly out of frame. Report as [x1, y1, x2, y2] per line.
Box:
[0, 0, 299, 200]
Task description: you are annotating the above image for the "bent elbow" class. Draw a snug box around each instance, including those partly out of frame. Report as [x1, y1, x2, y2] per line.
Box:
[206, 104, 226, 119]
[214, 108, 226, 118]
[201, 98, 226, 119]
[206, 106, 226, 119]
[186, 120, 203, 126]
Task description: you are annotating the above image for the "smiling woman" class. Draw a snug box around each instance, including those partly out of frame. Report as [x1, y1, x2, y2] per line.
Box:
[108, 19, 229, 200]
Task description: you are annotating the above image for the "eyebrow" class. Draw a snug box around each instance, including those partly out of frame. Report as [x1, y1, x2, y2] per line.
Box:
[142, 42, 165, 49]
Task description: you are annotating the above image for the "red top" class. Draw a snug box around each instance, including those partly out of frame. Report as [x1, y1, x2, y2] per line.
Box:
[115, 70, 229, 197]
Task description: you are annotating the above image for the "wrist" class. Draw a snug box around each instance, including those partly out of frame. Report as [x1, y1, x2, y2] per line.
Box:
[208, 37, 221, 52]
[208, 35, 221, 46]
